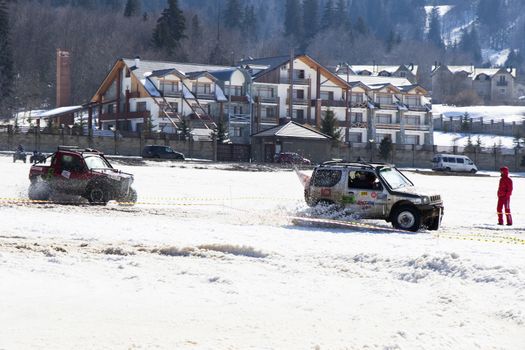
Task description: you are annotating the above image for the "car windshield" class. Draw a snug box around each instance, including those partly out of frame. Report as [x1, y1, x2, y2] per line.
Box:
[379, 167, 412, 190]
[84, 155, 111, 170]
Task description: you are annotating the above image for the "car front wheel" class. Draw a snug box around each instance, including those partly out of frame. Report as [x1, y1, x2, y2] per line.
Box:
[392, 206, 421, 232]
[86, 186, 110, 205]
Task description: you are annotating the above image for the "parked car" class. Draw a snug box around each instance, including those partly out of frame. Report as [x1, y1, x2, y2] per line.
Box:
[274, 152, 311, 165]
[142, 145, 185, 160]
[431, 154, 477, 173]
[28, 146, 137, 205]
[304, 160, 444, 231]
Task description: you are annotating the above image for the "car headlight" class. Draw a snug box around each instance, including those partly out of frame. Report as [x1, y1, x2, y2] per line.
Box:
[421, 196, 430, 204]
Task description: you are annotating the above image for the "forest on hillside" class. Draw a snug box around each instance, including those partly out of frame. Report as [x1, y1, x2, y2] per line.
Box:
[1, 0, 524, 115]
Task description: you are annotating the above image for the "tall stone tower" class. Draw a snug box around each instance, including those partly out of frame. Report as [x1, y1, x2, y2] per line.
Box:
[56, 49, 71, 108]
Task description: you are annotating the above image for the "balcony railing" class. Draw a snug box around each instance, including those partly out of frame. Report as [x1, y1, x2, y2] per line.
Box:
[286, 98, 309, 105]
[260, 117, 279, 124]
[193, 92, 215, 100]
[376, 123, 400, 130]
[229, 114, 251, 123]
[405, 104, 427, 112]
[316, 100, 347, 108]
[161, 91, 182, 98]
[254, 96, 279, 104]
[280, 78, 310, 85]
[350, 121, 368, 128]
[229, 95, 249, 102]
[99, 111, 151, 121]
[405, 124, 430, 131]
[375, 103, 398, 110]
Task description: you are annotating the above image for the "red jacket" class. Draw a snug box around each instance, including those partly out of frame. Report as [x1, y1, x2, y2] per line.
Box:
[498, 167, 513, 199]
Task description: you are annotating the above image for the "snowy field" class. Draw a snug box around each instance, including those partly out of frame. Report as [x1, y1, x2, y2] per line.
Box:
[1, 155, 524, 350]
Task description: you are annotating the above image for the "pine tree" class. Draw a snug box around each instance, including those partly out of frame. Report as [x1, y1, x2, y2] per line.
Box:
[320, 109, 341, 140]
[152, 0, 186, 55]
[224, 0, 242, 29]
[213, 119, 229, 143]
[189, 14, 203, 43]
[241, 5, 257, 39]
[284, 0, 302, 38]
[334, 0, 350, 30]
[124, 0, 141, 17]
[0, 0, 14, 115]
[379, 136, 393, 161]
[427, 6, 443, 49]
[302, 0, 319, 40]
[354, 16, 368, 35]
[320, 0, 334, 31]
[179, 118, 190, 141]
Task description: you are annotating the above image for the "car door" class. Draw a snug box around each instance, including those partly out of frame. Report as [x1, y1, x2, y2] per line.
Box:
[346, 170, 387, 219]
[53, 153, 89, 194]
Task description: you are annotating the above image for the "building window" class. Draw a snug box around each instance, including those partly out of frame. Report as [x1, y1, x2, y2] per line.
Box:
[160, 80, 179, 94]
[376, 134, 391, 143]
[348, 133, 362, 143]
[226, 85, 243, 96]
[265, 107, 276, 118]
[293, 109, 305, 122]
[405, 96, 420, 106]
[406, 115, 420, 125]
[351, 112, 363, 123]
[256, 86, 275, 98]
[351, 94, 364, 104]
[294, 89, 305, 99]
[233, 127, 241, 137]
[294, 69, 305, 79]
[376, 113, 392, 124]
[399, 71, 407, 78]
[195, 83, 212, 95]
[320, 91, 334, 100]
[406, 135, 419, 145]
[107, 104, 114, 114]
[136, 102, 147, 112]
[377, 94, 392, 105]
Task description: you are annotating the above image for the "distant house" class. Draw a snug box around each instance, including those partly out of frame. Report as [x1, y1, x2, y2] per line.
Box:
[334, 64, 420, 85]
[431, 64, 517, 104]
[85, 55, 433, 147]
[89, 57, 252, 143]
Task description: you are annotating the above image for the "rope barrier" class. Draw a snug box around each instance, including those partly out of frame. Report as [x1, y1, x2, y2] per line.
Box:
[1, 196, 523, 246]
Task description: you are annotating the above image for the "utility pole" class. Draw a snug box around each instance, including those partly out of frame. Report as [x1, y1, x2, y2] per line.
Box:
[288, 48, 294, 122]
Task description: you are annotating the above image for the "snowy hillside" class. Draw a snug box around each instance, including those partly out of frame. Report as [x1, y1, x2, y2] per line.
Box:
[0, 156, 524, 349]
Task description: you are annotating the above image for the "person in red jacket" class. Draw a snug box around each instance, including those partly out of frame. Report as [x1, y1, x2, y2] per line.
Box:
[497, 166, 513, 226]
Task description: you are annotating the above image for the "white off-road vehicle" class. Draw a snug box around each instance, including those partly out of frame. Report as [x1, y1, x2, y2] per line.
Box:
[304, 161, 444, 231]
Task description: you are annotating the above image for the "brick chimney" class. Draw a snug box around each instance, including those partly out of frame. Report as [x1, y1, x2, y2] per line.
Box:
[56, 49, 71, 107]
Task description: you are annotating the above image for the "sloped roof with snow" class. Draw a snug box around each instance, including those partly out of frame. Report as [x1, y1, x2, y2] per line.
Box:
[431, 65, 517, 79]
[339, 64, 418, 76]
[252, 121, 331, 139]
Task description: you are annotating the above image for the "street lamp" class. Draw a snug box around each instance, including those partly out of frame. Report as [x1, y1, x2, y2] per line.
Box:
[368, 138, 375, 162]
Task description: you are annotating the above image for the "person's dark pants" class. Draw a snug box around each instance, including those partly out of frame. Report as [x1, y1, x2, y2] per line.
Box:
[497, 197, 512, 225]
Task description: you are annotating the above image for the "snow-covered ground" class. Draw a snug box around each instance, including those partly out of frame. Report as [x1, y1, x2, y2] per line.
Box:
[433, 104, 525, 148]
[1, 156, 525, 349]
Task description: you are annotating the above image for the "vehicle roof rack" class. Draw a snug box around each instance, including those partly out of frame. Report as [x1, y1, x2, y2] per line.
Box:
[319, 159, 393, 169]
[57, 145, 99, 153]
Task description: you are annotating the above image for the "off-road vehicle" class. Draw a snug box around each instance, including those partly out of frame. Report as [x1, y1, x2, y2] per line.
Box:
[28, 146, 137, 205]
[304, 161, 444, 231]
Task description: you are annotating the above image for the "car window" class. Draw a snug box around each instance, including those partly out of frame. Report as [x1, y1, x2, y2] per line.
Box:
[84, 155, 110, 169]
[60, 154, 83, 172]
[457, 158, 464, 164]
[312, 169, 342, 187]
[379, 167, 412, 190]
[348, 170, 380, 190]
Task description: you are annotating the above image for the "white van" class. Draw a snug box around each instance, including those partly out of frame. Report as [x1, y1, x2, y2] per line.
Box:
[432, 154, 478, 173]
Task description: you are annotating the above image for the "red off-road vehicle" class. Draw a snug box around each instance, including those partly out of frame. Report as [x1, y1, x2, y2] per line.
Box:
[28, 146, 137, 205]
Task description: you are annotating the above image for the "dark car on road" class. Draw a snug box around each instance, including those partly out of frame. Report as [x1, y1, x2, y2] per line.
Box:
[142, 145, 185, 160]
[274, 152, 311, 165]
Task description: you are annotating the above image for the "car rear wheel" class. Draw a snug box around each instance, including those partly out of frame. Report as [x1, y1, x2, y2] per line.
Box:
[392, 205, 421, 232]
[470, 169, 477, 174]
[28, 181, 51, 201]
